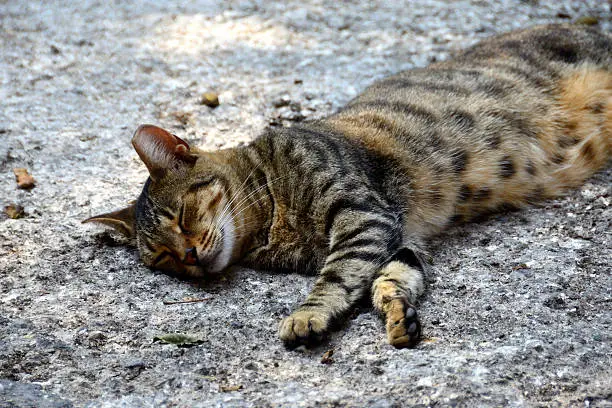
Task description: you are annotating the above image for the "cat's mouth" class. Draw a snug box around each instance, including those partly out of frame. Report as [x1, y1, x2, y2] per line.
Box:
[180, 217, 235, 276]
[191, 247, 223, 273]
[176, 248, 223, 278]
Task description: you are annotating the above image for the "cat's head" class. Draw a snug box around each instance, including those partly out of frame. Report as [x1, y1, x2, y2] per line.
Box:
[83, 125, 237, 278]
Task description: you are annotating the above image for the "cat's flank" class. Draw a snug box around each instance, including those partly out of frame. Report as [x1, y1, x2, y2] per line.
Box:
[85, 24, 611, 349]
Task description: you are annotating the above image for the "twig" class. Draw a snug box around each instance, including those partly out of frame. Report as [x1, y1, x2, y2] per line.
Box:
[162, 298, 210, 305]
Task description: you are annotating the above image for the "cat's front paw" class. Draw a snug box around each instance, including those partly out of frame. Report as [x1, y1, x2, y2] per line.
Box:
[279, 310, 331, 347]
[385, 299, 421, 348]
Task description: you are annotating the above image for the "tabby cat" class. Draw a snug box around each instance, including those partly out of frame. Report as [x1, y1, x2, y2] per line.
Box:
[85, 24, 611, 349]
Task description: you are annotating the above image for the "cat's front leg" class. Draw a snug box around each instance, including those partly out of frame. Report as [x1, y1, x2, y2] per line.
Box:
[371, 247, 426, 348]
[279, 201, 402, 347]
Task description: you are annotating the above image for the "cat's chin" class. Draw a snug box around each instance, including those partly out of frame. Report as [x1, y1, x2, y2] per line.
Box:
[179, 264, 221, 279]
[181, 255, 230, 277]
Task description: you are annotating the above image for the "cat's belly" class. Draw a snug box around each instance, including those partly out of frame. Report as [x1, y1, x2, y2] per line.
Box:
[329, 64, 612, 240]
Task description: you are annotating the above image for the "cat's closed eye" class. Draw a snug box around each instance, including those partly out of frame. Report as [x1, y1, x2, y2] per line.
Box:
[152, 250, 173, 266]
[150, 248, 188, 274]
[189, 177, 216, 191]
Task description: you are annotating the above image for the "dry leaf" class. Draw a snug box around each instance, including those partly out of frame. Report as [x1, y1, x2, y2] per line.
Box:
[162, 297, 210, 305]
[13, 168, 36, 190]
[171, 111, 194, 125]
[220, 384, 242, 392]
[4, 204, 25, 219]
[574, 16, 598, 25]
[320, 349, 334, 365]
[512, 263, 529, 271]
[153, 333, 205, 347]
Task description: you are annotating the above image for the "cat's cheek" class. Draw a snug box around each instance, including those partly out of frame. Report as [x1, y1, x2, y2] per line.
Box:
[160, 260, 205, 278]
[211, 214, 236, 273]
[206, 247, 232, 274]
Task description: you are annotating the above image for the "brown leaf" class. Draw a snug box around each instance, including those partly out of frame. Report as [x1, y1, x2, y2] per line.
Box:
[320, 349, 334, 365]
[13, 168, 36, 190]
[171, 111, 194, 125]
[4, 204, 25, 219]
[574, 16, 598, 26]
[220, 384, 242, 392]
[152, 333, 205, 347]
[512, 263, 529, 271]
[162, 297, 210, 305]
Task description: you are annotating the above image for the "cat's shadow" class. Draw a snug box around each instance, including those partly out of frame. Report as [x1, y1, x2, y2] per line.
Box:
[89, 230, 406, 350]
[90, 230, 235, 290]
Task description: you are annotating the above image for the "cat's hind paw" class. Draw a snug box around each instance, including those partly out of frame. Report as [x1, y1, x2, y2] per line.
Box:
[279, 310, 330, 348]
[385, 299, 421, 348]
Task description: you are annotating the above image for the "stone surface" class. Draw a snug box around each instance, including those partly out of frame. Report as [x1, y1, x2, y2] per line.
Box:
[0, 380, 72, 408]
[0, 1, 610, 407]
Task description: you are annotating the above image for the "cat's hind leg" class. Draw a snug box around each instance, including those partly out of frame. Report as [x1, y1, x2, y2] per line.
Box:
[372, 248, 426, 348]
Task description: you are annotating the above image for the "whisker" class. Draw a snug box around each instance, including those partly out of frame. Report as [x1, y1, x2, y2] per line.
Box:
[209, 173, 292, 251]
[219, 174, 290, 227]
[218, 160, 264, 222]
[213, 184, 270, 235]
[230, 191, 274, 222]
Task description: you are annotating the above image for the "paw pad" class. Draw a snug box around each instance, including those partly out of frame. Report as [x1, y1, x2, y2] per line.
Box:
[279, 310, 330, 348]
[386, 301, 421, 348]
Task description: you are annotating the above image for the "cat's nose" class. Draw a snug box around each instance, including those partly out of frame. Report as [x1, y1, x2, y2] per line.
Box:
[183, 247, 199, 265]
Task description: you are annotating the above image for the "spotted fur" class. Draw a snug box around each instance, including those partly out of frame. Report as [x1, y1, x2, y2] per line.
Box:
[85, 24, 611, 349]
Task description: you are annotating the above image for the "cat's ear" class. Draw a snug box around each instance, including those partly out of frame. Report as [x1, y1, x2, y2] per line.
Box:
[82, 205, 136, 238]
[131, 124, 196, 180]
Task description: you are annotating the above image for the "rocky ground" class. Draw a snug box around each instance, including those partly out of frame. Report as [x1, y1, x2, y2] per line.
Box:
[1, 1, 611, 407]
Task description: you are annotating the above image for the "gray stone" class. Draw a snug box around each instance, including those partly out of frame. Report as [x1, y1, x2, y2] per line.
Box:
[0, 380, 72, 408]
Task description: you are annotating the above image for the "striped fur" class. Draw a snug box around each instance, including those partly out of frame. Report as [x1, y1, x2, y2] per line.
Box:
[85, 24, 611, 349]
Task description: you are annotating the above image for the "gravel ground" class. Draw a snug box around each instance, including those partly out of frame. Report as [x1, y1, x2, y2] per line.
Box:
[1, 1, 611, 407]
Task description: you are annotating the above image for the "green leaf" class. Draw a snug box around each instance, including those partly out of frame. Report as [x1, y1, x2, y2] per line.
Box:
[153, 333, 205, 347]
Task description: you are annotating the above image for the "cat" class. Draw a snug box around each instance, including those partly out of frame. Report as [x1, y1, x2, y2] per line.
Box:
[84, 24, 611, 349]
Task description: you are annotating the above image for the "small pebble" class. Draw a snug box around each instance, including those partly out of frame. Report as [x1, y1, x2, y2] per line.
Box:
[272, 95, 291, 108]
[230, 321, 244, 329]
[371, 367, 384, 375]
[556, 11, 571, 19]
[201, 92, 220, 108]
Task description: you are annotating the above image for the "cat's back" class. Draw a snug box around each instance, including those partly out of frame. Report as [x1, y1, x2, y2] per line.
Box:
[450, 23, 611, 69]
[356, 24, 610, 103]
[325, 24, 611, 236]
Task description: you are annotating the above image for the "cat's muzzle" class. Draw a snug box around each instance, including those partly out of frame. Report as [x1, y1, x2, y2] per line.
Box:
[183, 247, 200, 266]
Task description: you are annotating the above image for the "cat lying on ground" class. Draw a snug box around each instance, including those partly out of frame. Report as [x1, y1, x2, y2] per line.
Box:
[85, 24, 611, 348]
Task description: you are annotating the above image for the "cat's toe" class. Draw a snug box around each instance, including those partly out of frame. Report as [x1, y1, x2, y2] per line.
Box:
[279, 310, 330, 347]
[386, 301, 421, 348]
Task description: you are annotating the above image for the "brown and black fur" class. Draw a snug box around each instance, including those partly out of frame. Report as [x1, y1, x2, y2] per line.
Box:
[85, 24, 611, 349]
